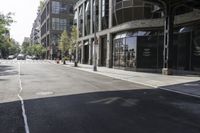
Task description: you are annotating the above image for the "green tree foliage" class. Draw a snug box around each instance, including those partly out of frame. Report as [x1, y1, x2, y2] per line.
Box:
[8, 39, 20, 55]
[59, 30, 70, 57]
[21, 41, 30, 54]
[0, 12, 14, 58]
[25, 44, 46, 59]
[38, 0, 45, 11]
[69, 26, 78, 65]
[70, 26, 78, 51]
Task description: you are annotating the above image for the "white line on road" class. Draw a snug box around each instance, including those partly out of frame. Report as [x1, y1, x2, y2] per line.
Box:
[18, 62, 30, 133]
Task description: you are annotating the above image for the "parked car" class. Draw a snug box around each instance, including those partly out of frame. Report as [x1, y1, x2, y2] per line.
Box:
[32, 55, 39, 60]
[8, 55, 15, 60]
[17, 54, 26, 60]
[26, 55, 32, 59]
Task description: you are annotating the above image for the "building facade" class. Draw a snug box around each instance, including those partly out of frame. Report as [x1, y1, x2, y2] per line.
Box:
[30, 11, 41, 45]
[40, 0, 77, 59]
[74, 0, 200, 74]
[23, 37, 31, 44]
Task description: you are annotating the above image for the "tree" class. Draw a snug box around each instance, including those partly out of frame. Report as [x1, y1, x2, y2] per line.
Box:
[59, 30, 70, 64]
[8, 39, 20, 55]
[38, 0, 45, 11]
[0, 12, 14, 58]
[70, 26, 78, 66]
[21, 42, 30, 54]
[25, 44, 46, 59]
[34, 44, 46, 58]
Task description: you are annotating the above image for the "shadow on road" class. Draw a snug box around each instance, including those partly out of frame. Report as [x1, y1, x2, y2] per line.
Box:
[0, 65, 18, 76]
[1, 81, 200, 133]
[20, 89, 200, 133]
[0, 101, 25, 133]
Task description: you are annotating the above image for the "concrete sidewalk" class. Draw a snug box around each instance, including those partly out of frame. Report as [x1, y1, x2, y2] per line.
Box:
[49, 60, 200, 98]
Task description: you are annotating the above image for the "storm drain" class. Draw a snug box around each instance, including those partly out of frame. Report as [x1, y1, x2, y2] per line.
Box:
[36, 91, 54, 96]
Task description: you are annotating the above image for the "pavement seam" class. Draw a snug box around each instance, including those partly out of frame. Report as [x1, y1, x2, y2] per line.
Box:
[18, 62, 30, 133]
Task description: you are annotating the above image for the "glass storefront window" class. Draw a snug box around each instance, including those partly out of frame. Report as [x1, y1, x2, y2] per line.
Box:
[125, 37, 137, 68]
[114, 33, 137, 69]
[112, 26, 200, 73]
[192, 28, 200, 71]
[114, 39, 125, 67]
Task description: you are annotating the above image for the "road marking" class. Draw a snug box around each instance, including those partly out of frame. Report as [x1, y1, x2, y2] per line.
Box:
[18, 62, 30, 133]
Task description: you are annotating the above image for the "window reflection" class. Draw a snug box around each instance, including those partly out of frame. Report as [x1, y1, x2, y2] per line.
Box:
[52, 1, 60, 14]
[85, 0, 90, 35]
[113, 0, 160, 26]
[52, 18, 67, 31]
[125, 37, 137, 68]
[114, 33, 137, 69]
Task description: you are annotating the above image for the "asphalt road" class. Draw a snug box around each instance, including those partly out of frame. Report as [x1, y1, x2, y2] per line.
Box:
[0, 60, 200, 133]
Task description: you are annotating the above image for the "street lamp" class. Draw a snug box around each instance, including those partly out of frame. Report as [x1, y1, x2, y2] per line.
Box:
[75, 43, 78, 67]
[93, 0, 97, 71]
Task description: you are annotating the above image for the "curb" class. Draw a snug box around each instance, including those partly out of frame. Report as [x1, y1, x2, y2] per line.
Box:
[52, 62, 200, 99]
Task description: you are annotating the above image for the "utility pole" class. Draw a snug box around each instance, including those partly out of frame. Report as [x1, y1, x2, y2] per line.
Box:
[93, 0, 97, 71]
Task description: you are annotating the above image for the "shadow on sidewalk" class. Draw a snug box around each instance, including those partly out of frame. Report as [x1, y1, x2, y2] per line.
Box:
[161, 80, 200, 97]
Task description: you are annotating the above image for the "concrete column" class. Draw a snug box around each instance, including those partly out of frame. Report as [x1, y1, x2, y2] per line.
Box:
[106, 33, 112, 68]
[98, 0, 102, 31]
[109, 0, 113, 28]
[82, 2, 85, 37]
[77, 7, 79, 40]
[97, 36, 101, 66]
[90, 0, 93, 34]
[89, 38, 93, 65]
[81, 41, 85, 64]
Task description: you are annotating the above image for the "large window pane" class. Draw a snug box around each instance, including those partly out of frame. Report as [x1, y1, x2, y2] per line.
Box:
[125, 37, 137, 68]
[52, 1, 60, 14]
[52, 18, 67, 31]
[137, 36, 158, 69]
[192, 29, 200, 72]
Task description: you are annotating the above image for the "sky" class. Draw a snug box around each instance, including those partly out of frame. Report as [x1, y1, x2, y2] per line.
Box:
[0, 0, 41, 44]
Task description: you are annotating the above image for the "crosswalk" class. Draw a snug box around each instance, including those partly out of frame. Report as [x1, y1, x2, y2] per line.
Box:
[0, 59, 53, 64]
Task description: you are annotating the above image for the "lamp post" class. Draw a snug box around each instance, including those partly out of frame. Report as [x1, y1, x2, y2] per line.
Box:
[93, 0, 97, 71]
[75, 43, 78, 67]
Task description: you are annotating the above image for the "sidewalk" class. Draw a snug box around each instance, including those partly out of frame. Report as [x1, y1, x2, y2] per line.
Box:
[50, 60, 200, 98]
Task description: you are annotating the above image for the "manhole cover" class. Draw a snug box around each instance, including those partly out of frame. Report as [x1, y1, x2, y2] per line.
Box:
[36, 91, 54, 96]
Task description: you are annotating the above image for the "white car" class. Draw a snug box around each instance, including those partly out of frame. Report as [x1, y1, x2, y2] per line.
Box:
[8, 55, 15, 60]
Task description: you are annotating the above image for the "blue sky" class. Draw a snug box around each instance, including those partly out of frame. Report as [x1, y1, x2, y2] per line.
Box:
[0, 0, 41, 44]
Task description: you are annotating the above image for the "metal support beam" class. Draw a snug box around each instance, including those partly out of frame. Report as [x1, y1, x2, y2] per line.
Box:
[93, 0, 97, 71]
[162, 4, 174, 75]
